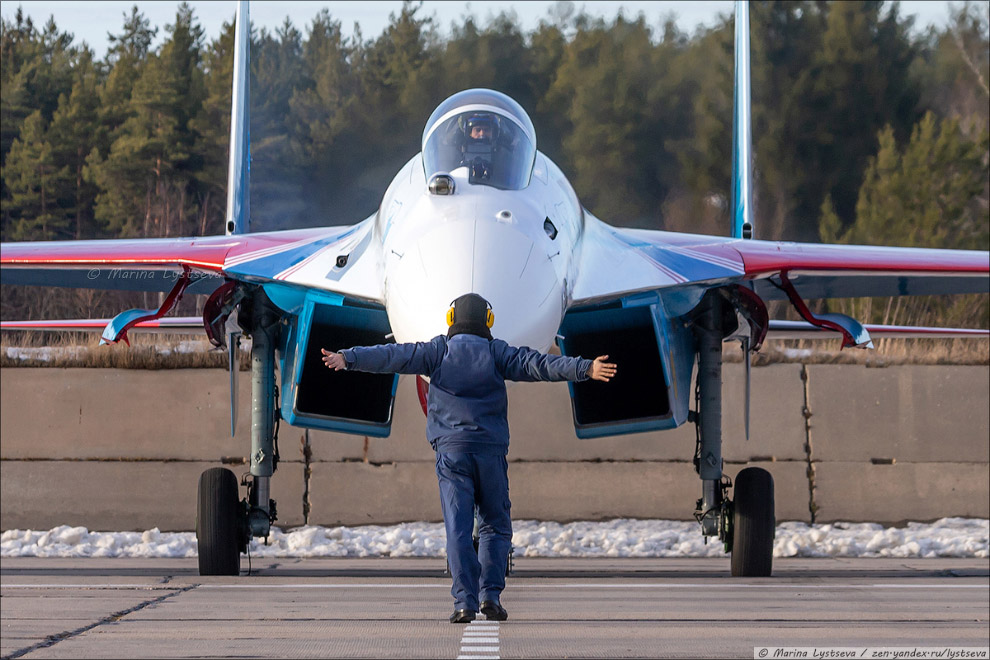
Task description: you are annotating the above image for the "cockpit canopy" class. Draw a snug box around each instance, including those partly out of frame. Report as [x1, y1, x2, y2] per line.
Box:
[422, 89, 537, 191]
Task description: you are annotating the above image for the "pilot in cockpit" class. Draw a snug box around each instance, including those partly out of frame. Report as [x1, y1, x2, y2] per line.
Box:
[459, 113, 499, 182]
[422, 90, 537, 191]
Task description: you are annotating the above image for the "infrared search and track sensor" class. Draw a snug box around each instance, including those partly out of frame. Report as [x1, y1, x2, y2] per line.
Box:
[428, 174, 455, 195]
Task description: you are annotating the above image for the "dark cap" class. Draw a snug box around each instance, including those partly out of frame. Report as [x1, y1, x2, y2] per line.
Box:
[448, 293, 493, 340]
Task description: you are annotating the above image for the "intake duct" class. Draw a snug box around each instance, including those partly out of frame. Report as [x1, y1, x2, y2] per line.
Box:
[558, 302, 672, 438]
[281, 299, 397, 436]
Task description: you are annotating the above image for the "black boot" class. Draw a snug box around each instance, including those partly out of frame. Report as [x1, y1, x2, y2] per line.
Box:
[480, 600, 508, 621]
[449, 609, 476, 624]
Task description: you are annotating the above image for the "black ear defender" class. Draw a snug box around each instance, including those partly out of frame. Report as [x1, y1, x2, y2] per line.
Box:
[447, 294, 494, 328]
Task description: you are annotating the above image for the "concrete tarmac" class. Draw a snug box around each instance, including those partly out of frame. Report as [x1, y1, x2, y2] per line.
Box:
[2, 557, 988, 659]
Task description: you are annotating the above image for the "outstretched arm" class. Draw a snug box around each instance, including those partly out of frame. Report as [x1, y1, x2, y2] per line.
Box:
[322, 337, 444, 376]
[495, 341, 616, 383]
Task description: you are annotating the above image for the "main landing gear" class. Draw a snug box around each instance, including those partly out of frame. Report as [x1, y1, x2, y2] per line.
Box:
[730, 467, 775, 576]
[692, 291, 775, 577]
[196, 468, 245, 575]
[196, 290, 280, 576]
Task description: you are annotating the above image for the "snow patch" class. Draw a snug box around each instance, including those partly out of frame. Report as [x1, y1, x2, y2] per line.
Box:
[2, 518, 986, 559]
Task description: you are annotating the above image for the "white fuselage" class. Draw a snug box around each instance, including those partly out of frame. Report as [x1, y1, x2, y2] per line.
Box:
[376, 152, 584, 351]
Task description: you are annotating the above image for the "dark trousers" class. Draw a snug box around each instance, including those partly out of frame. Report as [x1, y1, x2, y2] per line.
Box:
[435, 451, 512, 611]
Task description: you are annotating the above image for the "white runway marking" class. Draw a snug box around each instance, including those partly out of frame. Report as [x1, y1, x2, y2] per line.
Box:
[3, 582, 986, 590]
[457, 621, 500, 659]
[0, 584, 177, 590]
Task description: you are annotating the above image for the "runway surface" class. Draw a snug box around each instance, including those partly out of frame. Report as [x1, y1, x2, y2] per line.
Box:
[2, 557, 988, 658]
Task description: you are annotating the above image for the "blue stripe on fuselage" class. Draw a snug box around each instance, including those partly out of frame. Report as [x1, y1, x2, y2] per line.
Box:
[224, 226, 361, 280]
[611, 233, 742, 283]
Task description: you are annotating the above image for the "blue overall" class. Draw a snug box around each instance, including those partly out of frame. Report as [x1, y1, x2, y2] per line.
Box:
[342, 333, 592, 610]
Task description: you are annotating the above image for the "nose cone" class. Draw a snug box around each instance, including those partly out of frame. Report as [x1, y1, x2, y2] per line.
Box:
[386, 218, 561, 351]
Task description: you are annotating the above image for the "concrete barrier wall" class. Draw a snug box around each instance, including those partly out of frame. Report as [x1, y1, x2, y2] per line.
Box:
[1, 364, 987, 530]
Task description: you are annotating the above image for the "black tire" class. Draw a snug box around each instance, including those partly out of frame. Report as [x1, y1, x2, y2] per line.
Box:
[731, 467, 775, 577]
[197, 468, 242, 576]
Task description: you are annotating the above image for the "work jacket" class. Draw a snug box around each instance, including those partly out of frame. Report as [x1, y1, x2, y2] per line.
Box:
[341, 333, 593, 454]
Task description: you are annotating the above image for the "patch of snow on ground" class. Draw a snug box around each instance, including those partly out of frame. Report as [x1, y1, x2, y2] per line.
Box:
[5, 346, 87, 362]
[155, 340, 214, 356]
[2, 518, 986, 559]
[5, 342, 219, 361]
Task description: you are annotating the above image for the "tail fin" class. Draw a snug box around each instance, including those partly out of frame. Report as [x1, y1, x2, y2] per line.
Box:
[225, 1, 251, 235]
[731, 0, 754, 240]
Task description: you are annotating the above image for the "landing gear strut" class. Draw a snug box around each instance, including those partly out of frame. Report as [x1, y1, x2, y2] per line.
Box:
[195, 289, 280, 576]
[692, 291, 775, 577]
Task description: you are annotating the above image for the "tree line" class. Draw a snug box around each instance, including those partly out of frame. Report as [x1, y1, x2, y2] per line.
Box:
[1, 0, 987, 327]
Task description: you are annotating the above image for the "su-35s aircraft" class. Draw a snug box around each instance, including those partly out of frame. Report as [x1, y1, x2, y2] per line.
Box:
[2, 1, 988, 576]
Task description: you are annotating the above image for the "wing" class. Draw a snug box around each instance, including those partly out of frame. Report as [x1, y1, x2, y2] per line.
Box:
[570, 214, 989, 307]
[0, 216, 383, 303]
[0, 317, 204, 334]
[766, 320, 988, 340]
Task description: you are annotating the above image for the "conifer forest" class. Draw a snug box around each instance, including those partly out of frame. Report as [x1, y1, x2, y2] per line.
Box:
[1, 1, 987, 329]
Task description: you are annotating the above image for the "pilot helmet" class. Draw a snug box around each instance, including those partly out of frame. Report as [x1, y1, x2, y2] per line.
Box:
[463, 113, 497, 144]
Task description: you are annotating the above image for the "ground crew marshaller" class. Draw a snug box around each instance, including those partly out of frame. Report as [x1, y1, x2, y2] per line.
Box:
[322, 293, 617, 623]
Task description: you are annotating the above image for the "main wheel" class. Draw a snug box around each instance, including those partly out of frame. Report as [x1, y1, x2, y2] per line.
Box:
[730, 467, 775, 577]
[197, 467, 242, 576]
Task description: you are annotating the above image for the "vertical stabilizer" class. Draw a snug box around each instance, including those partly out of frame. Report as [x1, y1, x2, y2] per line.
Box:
[225, 1, 250, 235]
[731, 0, 754, 240]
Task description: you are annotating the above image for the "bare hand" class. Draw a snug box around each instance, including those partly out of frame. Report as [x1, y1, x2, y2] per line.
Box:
[588, 355, 617, 382]
[321, 348, 346, 371]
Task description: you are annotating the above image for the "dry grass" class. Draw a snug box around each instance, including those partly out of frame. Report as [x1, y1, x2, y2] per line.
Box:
[0, 332, 253, 370]
[2, 332, 987, 369]
[729, 337, 989, 366]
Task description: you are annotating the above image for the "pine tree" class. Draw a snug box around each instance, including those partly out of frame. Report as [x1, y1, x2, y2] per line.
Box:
[823, 113, 988, 250]
[250, 17, 309, 230]
[287, 9, 359, 219]
[87, 5, 207, 238]
[819, 112, 989, 326]
[791, 1, 920, 238]
[5, 110, 73, 239]
[1, 11, 76, 237]
[191, 17, 236, 236]
[48, 47, 104, 238]
[547, 13, 662, 225]
[528, 18, 567, 162]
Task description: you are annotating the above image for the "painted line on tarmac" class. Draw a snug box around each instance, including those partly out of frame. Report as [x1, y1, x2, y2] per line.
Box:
[3, 582, 987, 590]
[458, 620, 499, 660]
[1, 584, 187, 589]
[196, 583, 988, 589]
